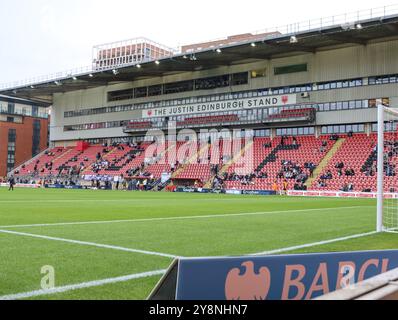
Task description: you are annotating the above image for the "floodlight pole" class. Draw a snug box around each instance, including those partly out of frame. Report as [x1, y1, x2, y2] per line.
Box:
[377, 104, 384, 232]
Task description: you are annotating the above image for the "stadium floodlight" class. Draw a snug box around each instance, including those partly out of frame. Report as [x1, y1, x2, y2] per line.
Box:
[112, 69, 119, 75]
[136, 64, 142, 69]
[290, 36, 298, 44]
[54, 81, 62, 86]
[183, 55, 188, 59]
[190, 54, 197, 61]
[356, 23, 363, 30]
[216, 48, 222, 53]
[88, 73, 94, 78]
[251, 43, 256, 47]
[377, 104, 398, 233]
[72, 76, 77, 81]
[30, 85, 35, 89]
[155, 60, 160, 65]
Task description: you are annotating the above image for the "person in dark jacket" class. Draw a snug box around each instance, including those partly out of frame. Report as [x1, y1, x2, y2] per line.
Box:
[8, 176, 15, 191]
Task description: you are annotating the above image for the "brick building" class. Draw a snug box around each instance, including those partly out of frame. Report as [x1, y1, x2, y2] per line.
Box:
[181, 32, 280, 53]
[0, 95, 49, 177]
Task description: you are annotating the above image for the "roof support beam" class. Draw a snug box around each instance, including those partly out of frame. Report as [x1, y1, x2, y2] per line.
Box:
[263, 41, 316, 53]
[215, 50, 272, 61]
[384, 23, 398, 33]
[320, 31, 367, 45]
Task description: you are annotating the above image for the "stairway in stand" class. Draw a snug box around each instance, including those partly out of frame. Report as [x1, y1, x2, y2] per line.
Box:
[204, 140, 254, 188]
[305, 138, 346, 188]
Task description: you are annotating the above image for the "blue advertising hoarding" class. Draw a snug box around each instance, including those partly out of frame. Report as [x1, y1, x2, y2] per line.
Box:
[174, 250, 398, 300]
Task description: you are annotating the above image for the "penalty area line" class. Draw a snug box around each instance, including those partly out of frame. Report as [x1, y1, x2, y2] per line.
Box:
[252, 231, 379, 256]
[0, 229, 178, 259]
[0, 269, 167, 300]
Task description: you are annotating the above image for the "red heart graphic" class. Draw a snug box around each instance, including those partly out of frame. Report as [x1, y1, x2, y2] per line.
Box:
[282, 96, 289, 104]
[147, 110, 153, 116]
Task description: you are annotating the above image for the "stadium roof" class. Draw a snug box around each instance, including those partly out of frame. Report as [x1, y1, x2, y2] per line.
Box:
[1, 13, 398, 104]
[0, 94, 48, 106]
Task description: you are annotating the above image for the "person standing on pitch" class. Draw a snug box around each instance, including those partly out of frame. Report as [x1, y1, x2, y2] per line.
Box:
[8, 175, 15, 191]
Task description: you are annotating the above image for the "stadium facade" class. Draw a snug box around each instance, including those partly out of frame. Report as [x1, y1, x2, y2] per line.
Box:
[2, 15, 396, 146]
[1, 8, 398, 192]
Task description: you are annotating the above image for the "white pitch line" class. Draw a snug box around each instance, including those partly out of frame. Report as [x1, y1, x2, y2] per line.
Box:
[0, 229, 178, 259]
[0, 206, 373, 229]
[0, 269, 167, 300]
[252, 231, 379, 256]
[0, 198, 271, 203]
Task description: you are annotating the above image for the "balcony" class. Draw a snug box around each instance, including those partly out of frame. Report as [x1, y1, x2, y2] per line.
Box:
[123, 109, 316, 133]
[0, 107, 49, 119]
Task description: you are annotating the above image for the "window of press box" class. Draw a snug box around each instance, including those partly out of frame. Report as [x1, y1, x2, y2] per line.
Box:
[148, 85, 162, 97]
[108, 89, 134, 102]
[254, 129, 271, 137]
[321, 124, 365, 135]
[231, 72, 249, 86]
[274, 63, 307, 75]
[372, 122, 398, 132]
[368, 74, 398, 85]
[276, 127, 315, 136]
[135, 87, 148, 98]
[164, 80, 194, 95]
[195, 75, 230, 90]
[317, 78, 362, 90]
[251, 69, 266, 78]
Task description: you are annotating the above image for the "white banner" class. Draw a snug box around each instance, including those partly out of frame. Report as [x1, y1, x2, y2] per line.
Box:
[0, 183, 41, 188]
[287, 190, 398, 199]
[142, 94, 297, 118]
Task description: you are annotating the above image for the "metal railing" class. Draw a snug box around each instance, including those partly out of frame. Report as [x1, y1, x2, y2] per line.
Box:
[0, 4, 397, 91]
[0, 106, 49, 118]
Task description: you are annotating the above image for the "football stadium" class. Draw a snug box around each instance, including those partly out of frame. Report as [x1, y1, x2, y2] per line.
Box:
[1, 2, 398, 304]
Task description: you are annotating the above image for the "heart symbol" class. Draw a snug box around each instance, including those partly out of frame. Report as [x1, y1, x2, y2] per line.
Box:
[148, 110, 153, 116]
[282, 96, 289, 104]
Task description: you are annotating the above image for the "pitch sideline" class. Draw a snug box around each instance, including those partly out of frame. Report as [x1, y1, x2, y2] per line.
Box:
[0, 205, 373, 229]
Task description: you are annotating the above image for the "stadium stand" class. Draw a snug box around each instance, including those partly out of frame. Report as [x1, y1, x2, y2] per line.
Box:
[222, 136, 335, 191]
[6, 10, 398, 195]
[12, 134, 398, 193]
[311, 133, 398, 192]
[17, 147, 71, 176]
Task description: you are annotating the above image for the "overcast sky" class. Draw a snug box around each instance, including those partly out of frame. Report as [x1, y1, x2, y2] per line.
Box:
[0, 0, 397, 84]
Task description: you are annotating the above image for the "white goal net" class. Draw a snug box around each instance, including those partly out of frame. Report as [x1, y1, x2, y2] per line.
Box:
[378, 104, 398, 233]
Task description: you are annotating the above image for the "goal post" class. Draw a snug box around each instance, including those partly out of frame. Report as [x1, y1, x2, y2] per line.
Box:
[377, 104, 398, 233]
[377, 104, 384, 232]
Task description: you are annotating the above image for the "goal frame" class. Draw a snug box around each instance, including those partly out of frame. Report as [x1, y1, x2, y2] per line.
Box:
[377, 104, 383, 232]
[377, 104, 398, 233]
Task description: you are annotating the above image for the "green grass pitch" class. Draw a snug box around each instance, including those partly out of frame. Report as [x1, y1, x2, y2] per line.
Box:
[0, 187, 397, 300]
